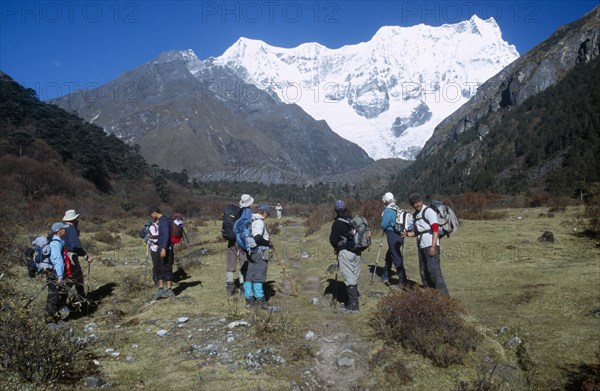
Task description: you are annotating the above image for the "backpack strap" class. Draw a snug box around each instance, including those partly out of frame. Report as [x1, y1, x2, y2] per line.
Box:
[336, 217, 350, 225]
[413, 207, 433, 236]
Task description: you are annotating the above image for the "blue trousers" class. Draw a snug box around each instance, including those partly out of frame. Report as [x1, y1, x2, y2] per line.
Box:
[382, 231, 407, 285]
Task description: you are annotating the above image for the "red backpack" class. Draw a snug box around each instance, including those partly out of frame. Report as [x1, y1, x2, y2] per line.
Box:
[170, 213, 185, 244]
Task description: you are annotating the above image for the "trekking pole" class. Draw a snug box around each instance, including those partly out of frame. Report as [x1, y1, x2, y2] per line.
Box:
[371, 231, 385, 284]
[86, 260, 91, 317]
[144, 242, 149, 286]
[23, 281, 50, 309]
[86, 261, 91, 297]
[331, 259, 339, 309]
[272, 249, 298, 296]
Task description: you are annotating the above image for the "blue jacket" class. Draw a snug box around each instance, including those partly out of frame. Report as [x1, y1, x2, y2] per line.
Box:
[381, 204, 398, 231]
[49, 235, 65, 279]
[240, 207, 252, 220]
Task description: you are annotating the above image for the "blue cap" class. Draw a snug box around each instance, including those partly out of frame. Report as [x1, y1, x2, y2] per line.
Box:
[258, 203, 271, 214]
[334, 200, 346, 212]
[51, 222, 69, 233]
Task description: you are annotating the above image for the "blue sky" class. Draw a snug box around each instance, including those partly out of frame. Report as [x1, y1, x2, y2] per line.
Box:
[1, 0, 598, 100]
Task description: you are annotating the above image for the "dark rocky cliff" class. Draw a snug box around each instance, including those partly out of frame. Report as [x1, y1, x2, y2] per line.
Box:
[420, 5, 600, 159]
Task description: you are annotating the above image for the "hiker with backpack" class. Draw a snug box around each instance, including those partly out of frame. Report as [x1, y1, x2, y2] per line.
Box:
[329, 200, 369, 313]
[222, 194, 254, 296]
[62, 209, 92, 307]
[243, 203, 274, 310]
[149, 206, 175, 299]
[145, 219, 160, 285]
[380, 192, 409, 289]
[45, 222, 70, 322]
[404, 193, 450, 296]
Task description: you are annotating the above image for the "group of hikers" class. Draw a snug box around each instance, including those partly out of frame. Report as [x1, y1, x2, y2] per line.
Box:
[329, 191, 449, 313]
[224, 191, 450, 314]
[35, 190, 450, 321]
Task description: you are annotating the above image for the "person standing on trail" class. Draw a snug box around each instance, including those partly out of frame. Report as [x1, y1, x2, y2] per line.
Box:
[404, 193, 449, 296]
[275, 203, 283, 219]
[225, 194, 254, 296]
[45, 222, 70, 322]
[149, 206, 175, 299]
[329, 200, 362, 313]
[62, 209, 93, 307]
[380, 192, 408, 288]
[244, 203, 274, 310]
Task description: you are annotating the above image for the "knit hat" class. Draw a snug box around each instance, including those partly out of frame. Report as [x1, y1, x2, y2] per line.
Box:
[408, 193, 423, 204]
[334, 199, 346, 212]
[62, 209, 79, 221]
[239, 194, 254, 208]
[382, 192, 394, 203]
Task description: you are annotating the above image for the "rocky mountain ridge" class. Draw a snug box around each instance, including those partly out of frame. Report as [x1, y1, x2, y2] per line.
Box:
[51, 55, 373, 184]
[209, 15, 519, 159]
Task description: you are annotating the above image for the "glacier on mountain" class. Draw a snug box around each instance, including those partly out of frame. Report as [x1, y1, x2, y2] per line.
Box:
[186, 15, 519, 159]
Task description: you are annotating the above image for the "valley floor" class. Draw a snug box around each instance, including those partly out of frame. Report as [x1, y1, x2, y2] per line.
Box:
[11, 206, 600, 390]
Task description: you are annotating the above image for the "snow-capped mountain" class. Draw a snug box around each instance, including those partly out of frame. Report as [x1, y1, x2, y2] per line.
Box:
[203, 15, 519, 159]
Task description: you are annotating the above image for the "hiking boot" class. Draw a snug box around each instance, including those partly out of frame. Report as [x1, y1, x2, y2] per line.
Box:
[153, 288, 166, 300]
[59, 306, 71, 319]
[162, 289, 176, 298]
[256, 298, 271, 311]
[344, 285, 360, 313]
[381, 278, 389, 285]
[245, 298, 256, 309]
[226, 282, 236, 296]
[339, 306, 359, 314]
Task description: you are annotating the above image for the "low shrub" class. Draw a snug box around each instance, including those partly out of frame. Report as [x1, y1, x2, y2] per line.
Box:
[447, 192, 506, 220]
[121, 272, 148, 295]
[585, 183, 600, 238]
[253, 310, 297, 345]
[303, 204, 332, 236]
[370, 288, 481, 367]
[564, 345, 600, 391]
[0, 303, 94, 387]
[0, 229, 22, 276]
[91, 230, 121, 246]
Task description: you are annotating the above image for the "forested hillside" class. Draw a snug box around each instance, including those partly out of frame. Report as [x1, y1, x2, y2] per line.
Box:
[0, 72, 147, 193]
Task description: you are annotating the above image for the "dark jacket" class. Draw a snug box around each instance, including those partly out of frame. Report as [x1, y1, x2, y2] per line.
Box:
[329, 210, 353, 253]
[64, 224, 87, 256]
[157, 215, 172, 250]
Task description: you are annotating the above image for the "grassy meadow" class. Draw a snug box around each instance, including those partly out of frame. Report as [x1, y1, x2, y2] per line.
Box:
[3, 205, 599, 390]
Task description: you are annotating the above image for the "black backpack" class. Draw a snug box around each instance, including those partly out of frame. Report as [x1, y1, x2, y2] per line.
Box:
[221, 204, 241, 241]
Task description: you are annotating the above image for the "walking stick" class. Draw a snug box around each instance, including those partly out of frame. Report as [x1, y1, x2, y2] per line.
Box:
[86, 260, 91, 317]
[272, 249, 298, 296]
[144, 242, 149, 286]
[331, 259, 339, 309]
[23, 281, 50, 309]
[371, 231, 385, 284]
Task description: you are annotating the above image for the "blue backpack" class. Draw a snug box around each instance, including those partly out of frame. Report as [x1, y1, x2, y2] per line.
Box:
[26, 235, 57, 278]
[233, 217, 257, 252]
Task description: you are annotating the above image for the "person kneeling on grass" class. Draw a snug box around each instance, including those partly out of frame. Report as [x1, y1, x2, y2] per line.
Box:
[244, 203, 273, 310]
